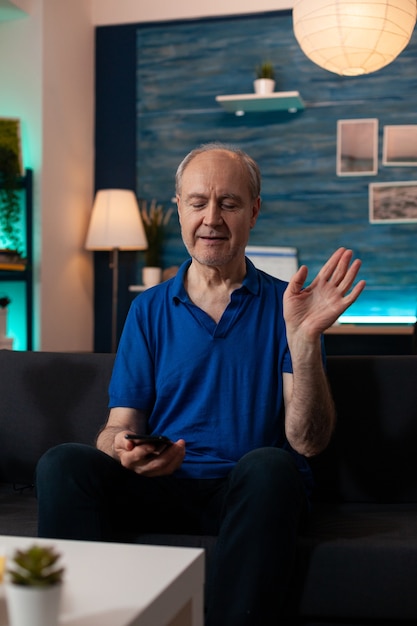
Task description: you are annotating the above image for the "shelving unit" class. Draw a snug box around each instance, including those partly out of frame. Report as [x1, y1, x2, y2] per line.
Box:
[216, 91, 305, 115]
[0, 168, 33, 350]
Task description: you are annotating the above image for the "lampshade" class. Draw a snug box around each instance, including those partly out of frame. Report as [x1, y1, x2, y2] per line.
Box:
[293, 0, 417, 76]
[85, 189, 148, 251]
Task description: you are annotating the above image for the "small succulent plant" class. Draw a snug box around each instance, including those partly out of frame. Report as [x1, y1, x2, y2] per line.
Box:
[255, 61, 275, 80]
[7, 544, 65, 587]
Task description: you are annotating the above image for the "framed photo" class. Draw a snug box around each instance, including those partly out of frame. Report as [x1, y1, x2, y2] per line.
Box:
[337, 118, 378, 176]
[0, 117, 23, 176]
[383, 125, 417, 166]
[369, 181, 417, 223]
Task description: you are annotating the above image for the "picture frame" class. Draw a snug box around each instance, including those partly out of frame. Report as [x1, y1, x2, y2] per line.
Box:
[0, 117, 23, 176]
[337, 118, 378, 176]
[383, 125, 417, 166]
[369, 181, 417, 223]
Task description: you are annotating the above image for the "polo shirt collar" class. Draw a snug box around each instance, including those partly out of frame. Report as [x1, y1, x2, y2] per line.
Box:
[172, 256, 260, 302]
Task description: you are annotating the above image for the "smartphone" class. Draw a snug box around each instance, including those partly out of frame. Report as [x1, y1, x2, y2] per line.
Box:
[125, 433, 173, 450]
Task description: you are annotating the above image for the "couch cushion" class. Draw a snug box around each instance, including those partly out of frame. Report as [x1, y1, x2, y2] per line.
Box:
[0, 350, 114, 485]
[294, 503, 417, 620]
[314, 355, 417, 503]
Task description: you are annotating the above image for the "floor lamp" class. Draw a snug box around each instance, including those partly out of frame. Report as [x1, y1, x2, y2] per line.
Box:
[85, 189, 148, 352]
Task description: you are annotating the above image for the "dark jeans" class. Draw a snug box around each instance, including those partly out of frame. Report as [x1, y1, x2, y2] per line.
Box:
[36, 444, 309, 626]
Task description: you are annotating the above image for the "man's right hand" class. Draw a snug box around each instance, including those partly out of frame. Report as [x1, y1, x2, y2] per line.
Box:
[114, 431, 186, 476]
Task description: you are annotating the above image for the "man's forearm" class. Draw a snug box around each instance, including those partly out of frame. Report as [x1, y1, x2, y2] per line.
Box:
[285, 341, 336, 457]
[96, 425, 124, 458]
[95, 407, 148, 458]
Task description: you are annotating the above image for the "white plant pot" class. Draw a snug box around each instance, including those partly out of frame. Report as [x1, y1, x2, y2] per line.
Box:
[142, 266, 162, 287]
[253, 78, 276, 94]
[5, 583, 62, 626]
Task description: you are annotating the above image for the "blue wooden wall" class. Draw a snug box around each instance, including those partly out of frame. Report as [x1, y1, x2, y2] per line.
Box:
[94, 11, 417, 350]
[135, 11, 417, 320]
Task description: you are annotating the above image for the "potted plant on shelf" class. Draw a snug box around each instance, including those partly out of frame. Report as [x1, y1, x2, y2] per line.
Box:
[140, 198, 173, 287]
[5, 543, 65, 626]
[254, 61, 276, 95]
[0, 145, 25, 262]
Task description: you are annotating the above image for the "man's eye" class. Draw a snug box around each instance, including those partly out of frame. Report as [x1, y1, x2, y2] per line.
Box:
[221, 203, 237, 211]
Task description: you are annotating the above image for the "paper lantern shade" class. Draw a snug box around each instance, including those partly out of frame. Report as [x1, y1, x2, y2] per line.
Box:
[293, 0, 417, 76]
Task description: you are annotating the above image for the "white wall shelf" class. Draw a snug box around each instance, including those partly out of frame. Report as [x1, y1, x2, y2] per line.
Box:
[216, 91, 305, 115]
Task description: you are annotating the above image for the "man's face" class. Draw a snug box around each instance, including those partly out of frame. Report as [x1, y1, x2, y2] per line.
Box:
[176, 150, 260, 268]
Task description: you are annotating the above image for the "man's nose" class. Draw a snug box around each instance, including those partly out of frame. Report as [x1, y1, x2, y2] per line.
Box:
[204, 201, 223, 225]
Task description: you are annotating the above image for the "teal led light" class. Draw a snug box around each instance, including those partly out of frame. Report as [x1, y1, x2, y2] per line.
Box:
[339, 315, 416, 325]
[337, 287, 417, 325]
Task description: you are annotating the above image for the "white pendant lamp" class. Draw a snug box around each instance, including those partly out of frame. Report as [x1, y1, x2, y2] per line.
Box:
[293, 0, 417, 76]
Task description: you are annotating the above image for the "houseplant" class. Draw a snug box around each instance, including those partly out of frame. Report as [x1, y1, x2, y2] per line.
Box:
[0, 295, 11, 309]
[140, 198, 173, 286]
[0, 145, 24, 258]
[5, 543, 65, 626]
[254, 61, 276, 94]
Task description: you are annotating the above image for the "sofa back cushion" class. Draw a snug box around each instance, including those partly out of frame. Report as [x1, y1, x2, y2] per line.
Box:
[0, 350, 115, 486]
[2, 350, 417, 504]
[311, 354, 417, 503]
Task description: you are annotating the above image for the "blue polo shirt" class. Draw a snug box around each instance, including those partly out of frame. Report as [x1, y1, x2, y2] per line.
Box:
[109, 258, 312, 486]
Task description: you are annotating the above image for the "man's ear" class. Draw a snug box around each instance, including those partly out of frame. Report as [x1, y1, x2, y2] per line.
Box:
[250, 196, 261, 228]
[176, 195, 182, 224]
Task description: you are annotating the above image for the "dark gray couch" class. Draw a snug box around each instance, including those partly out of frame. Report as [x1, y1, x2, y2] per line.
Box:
[1, 348, 417, 625]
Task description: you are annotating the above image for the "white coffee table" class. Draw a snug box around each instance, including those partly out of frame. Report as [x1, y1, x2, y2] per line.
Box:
[0, 535, 204, 626]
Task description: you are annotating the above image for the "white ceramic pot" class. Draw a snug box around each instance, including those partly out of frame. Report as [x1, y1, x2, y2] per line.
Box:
[142, 266, 162, 287]
[5, 583, 62, 626]
[253, 78, 276, 94]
